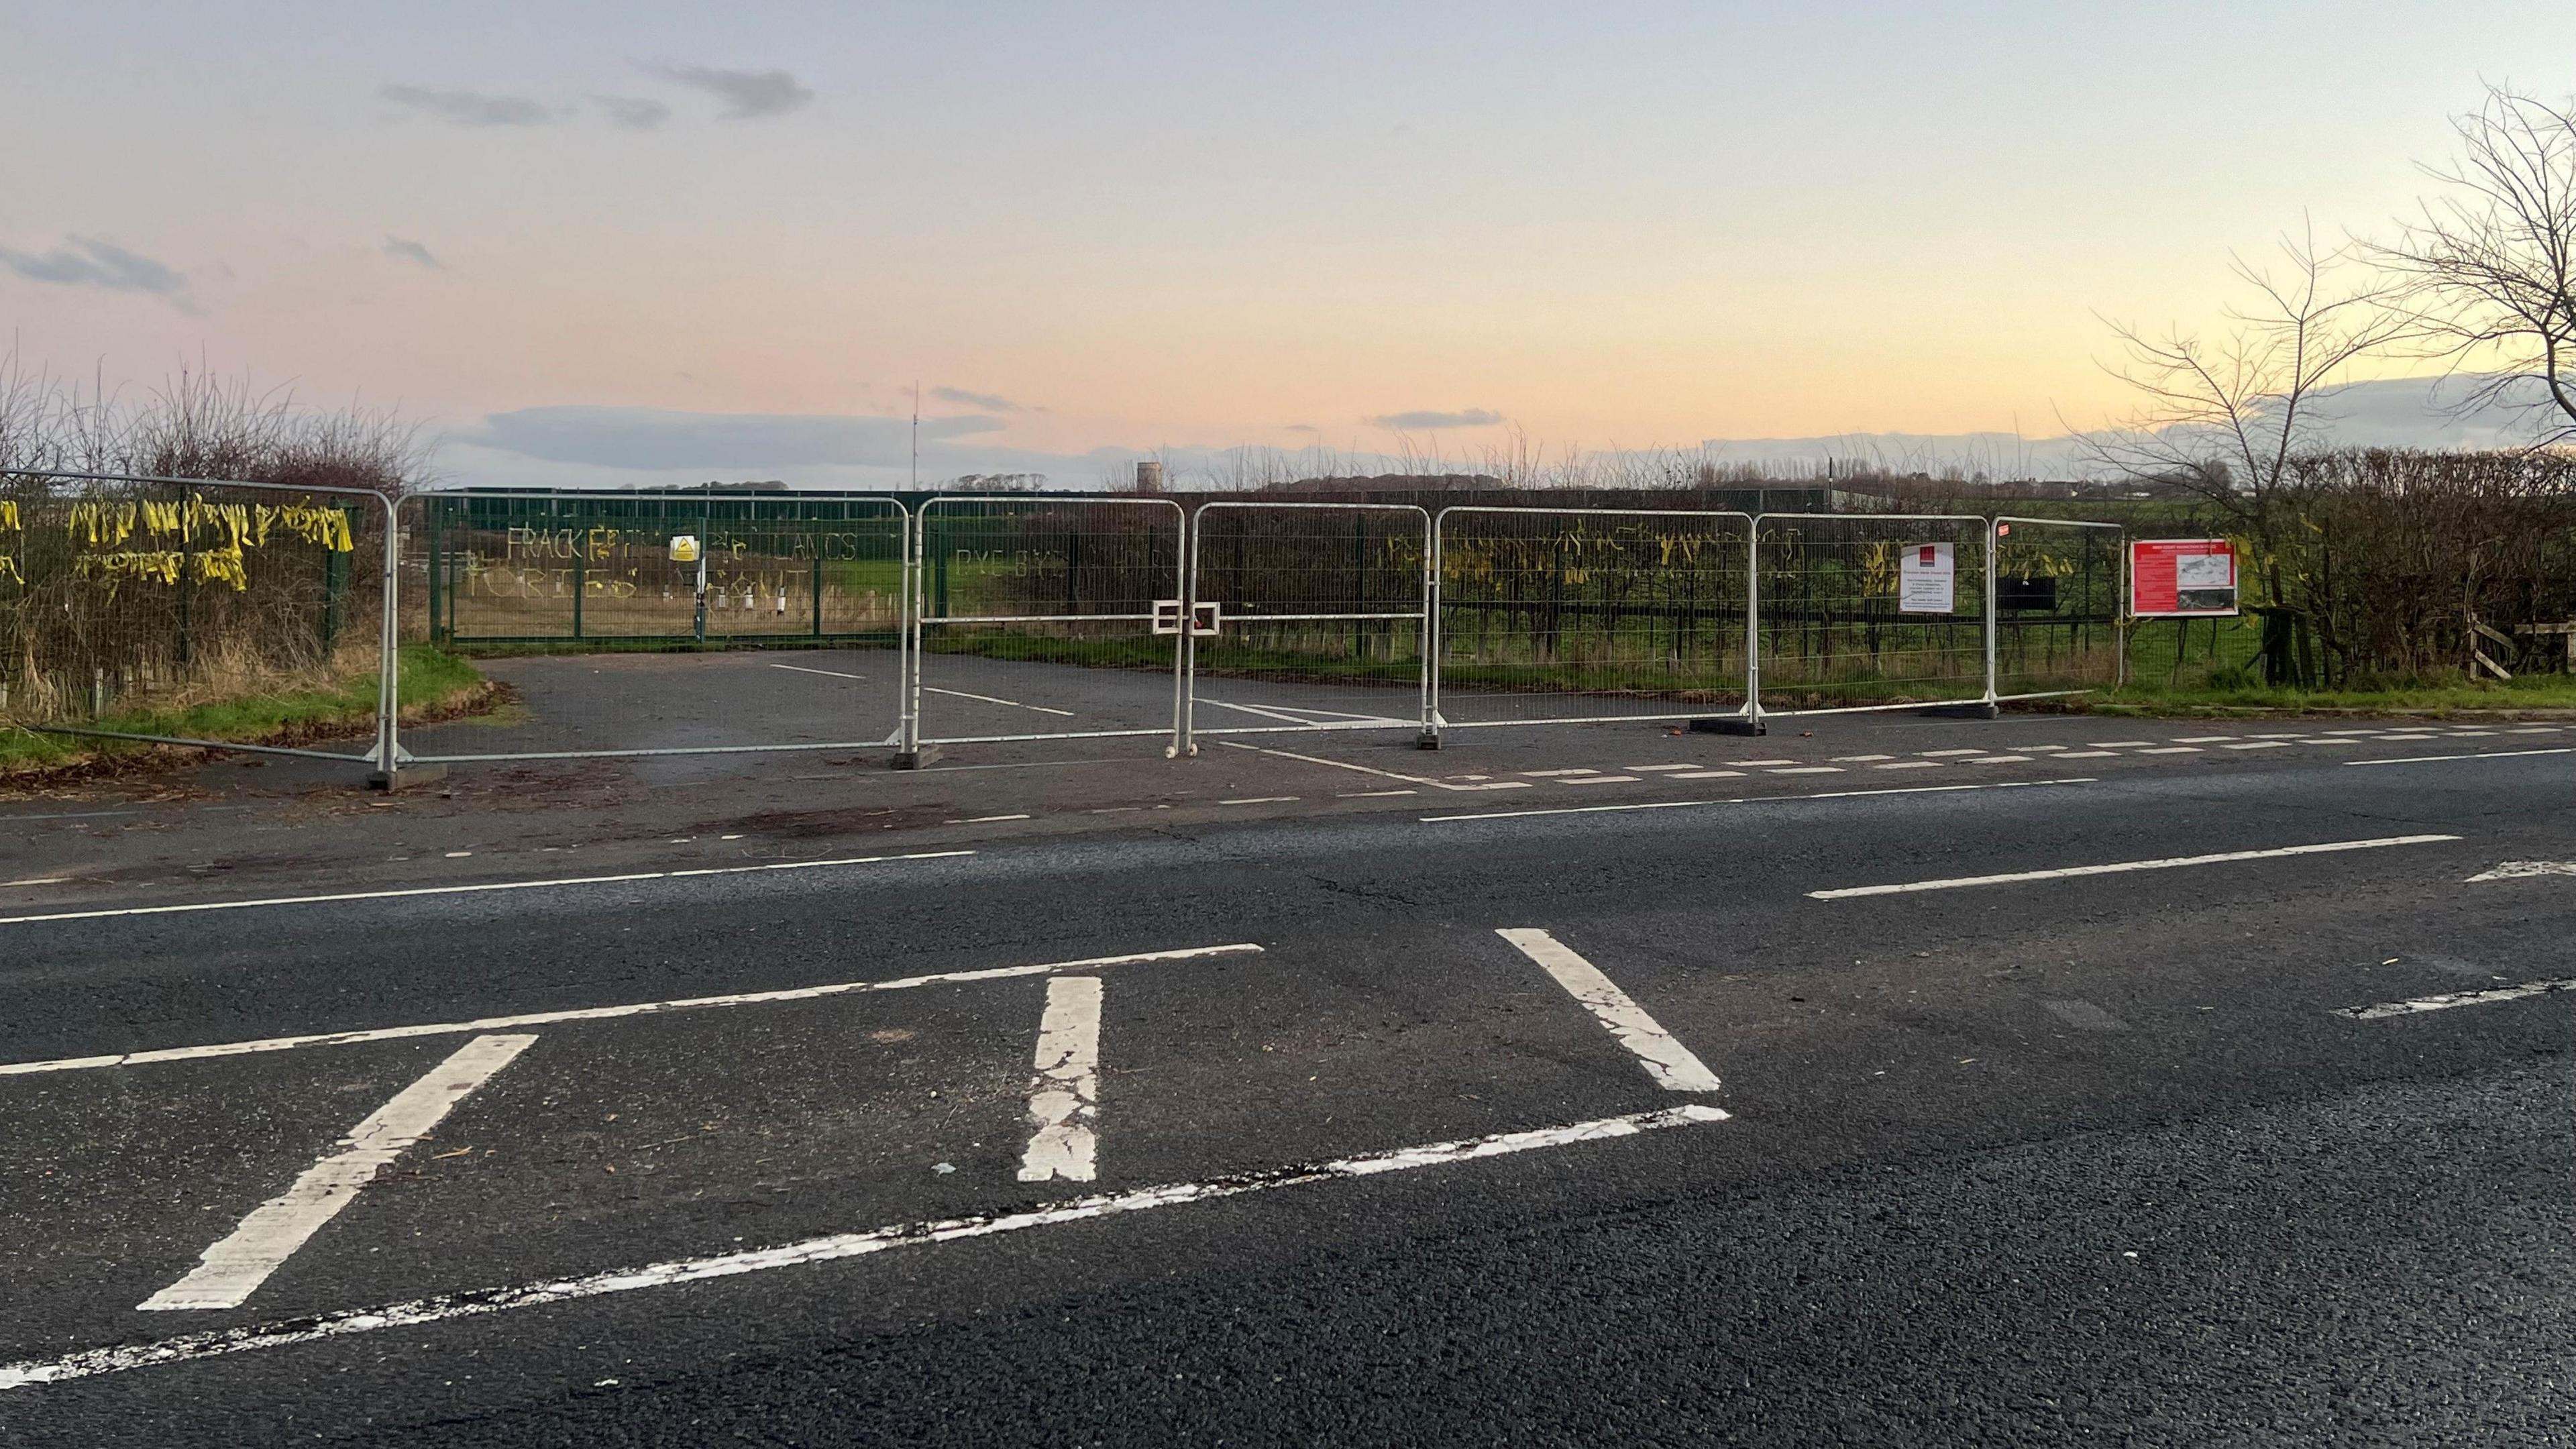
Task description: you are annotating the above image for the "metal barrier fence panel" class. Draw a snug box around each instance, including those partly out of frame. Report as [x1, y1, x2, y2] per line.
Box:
[1752, 513, 1994, 718]
[1428, 507, 1752, 736]
[1992, 516, 2125, 702]
[1180, 502, 1431, 747]
[0, 470, 397, 767]
[910, 496, 1186, 752]
[402, 491, 908, 762]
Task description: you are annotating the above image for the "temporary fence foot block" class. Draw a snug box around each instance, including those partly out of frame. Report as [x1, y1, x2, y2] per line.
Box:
[368, 764, 447, 793]
[1415, 732, 1442, 750]
[1688, 717, 1766, 737]
[1927, 702, 2001, 720]
[892, 748, 940, 771]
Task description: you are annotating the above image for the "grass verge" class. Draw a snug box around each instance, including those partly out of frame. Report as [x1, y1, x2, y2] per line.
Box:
[0, 646, 500, 782]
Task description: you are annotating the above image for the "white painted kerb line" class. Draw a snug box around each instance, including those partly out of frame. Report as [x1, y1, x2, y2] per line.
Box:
[1498, 928, 1721, 1092]
[140, 1034, 536, 1312]
[0, 851, 977, 928]
[2332, 978, 2576, 1020]
[1018, 975, 1103, 1183]
[0, 1104, 1729, 1391]
[0, 943, 1262, 1078]
[1806, 835, 2461, 900]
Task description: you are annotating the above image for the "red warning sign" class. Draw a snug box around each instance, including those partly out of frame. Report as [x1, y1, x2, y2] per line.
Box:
[2129, 539, 2238, 617]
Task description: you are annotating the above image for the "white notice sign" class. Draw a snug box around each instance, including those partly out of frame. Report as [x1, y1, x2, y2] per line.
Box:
[1898, 542, 1955, 614]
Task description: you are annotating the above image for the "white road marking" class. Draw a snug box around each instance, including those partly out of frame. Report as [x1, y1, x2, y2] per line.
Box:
[1830, 755, 1895, 763]
[1521, 769, 1600, 777]
[2347, 747, 2576, 767]
[1215, 740, 1527, 791]
[0, 1105, 1729, 1392]
[1624, 764, 1702, 772]
[923, 686, 1077, 717]
[1339, 788, 1418, 798]
[1918, 749, 1985, 757]
[0, 851, 977, 929]
[2171, 735, 2235, 743]
[1560, 775, 1640, 785]
[140, 1034, 537, 1311]
[1670, 770, 1744, 780]
[2, 877, 69, 887]
[2085, 740, 2153, 747]
[2321, 729, 2382, 736]
[1196, 698, 1411, 728]
[945, 814, 1031, 824]
[2299, 738, 2361, 745]
[1807, 834, 2461, 900]
[1498, 929, 1720, 1092]
[1421, 777, 2096, 823]
[1767, 765, 1843, 775]
[2055, 750, 2117, 759]
[2222, 741, 2292, 751]
[2247, 733, 2302, 739]
[2136, 747, 2201, 755]
[2020, 745, 2069, 752]
[2508, 726, 2562, 734]
[2465, 861, 2576, 881]
[1220, 796, 1301, 806]
[0, 944, 1263, 1077]
[1872, 761, 1941, 770]
[1965, 755, 2032, 764]
[767, 663, 865, 681]
[2332, 979, 2576, 1020]
[1017, 976, 1103, 1183]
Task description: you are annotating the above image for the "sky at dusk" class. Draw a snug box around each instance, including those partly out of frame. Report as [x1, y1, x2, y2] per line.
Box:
[2, 1, 2569, 488]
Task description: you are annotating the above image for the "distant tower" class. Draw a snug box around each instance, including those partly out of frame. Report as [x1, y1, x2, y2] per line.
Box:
[1134, 460, 1165, 493]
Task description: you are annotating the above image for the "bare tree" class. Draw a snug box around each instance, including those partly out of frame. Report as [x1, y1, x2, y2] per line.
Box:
[2081, 227, 2414, 519]
[2379, 84, 2576, 446]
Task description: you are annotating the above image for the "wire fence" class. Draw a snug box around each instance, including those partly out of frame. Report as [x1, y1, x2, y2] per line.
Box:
[1429, 507, 1752, 732]
[403, 491, 907, 761]
[7, 485, 2131, 780]
[1181, 502, 1430, 745]
[1752, 513, 1996, 716]
[909, 496, 1186, 753]
[1, 469, 394, 763]
[1992, 516, 2125, 700]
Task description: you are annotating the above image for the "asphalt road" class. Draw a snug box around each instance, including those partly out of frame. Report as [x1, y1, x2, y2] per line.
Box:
[2, 721, 2571, 1444]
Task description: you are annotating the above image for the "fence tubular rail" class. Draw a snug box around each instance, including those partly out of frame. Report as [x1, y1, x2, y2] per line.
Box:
[5, 484, 2129, 783]
[1179, 501, 1432, 753]
[907, 495, 1187, 759]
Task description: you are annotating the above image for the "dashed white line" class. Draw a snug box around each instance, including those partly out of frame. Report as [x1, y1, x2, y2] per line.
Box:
[1219, 796, 1301, 806]
[1767, 766, 1843, 775]
[2332, 979, 2576, 1020]
[1965, 755, 2032, 764]
[0, 1105, 1730, 1392]
[0, 943, 1263, 1077]
[1016, 976, 1102, 1183]
[1624, 764, 1703, 772]
[2136, 747, 2202, 755]
[1420, 777, 2096, 823]
[1670, 770, 1744, 780]
[2171, 735, 2235, 743]
[2054, 750, 2117, 759]
[945, 814, 1031, 824]
[1830, 755, 1896, 763]
[1807, 835, 2461, 900]
[2222, 741, 2292, 751]
[1, 877, 68, 887]
[1918, 749, 1986, 758]
[1338, 788, 1419, 798]
[1521, 769, 1600, 778]
[1872, 761, 1942, 771]
[2086, 740, 2153, 747]
[0, 852, 977, 929]
[140, 1034, 537, 1311]
[1497, 929, 1721, 1092]
[1560, 775, 1640, 786]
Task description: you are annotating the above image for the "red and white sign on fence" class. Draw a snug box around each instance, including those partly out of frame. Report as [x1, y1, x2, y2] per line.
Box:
[2129, 539, 2239, 617]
